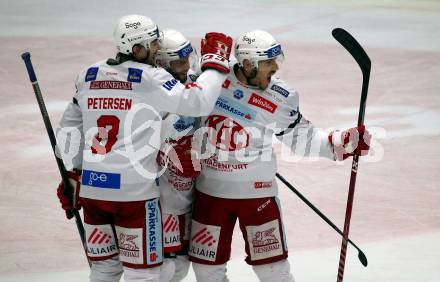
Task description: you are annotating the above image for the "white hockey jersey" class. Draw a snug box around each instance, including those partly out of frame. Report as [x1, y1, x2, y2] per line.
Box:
[195, 65, 336, 199]
[158, 71, 200, 214]
[58, 59, 226, 202]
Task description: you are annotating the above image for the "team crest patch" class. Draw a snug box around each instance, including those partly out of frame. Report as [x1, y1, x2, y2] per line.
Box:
[85, 223, 118, 258]
[189, 220, 220, 262]
[85, 67, 99, 82]
[115, 226, 144, 265]
[233, 89, 244, 99]
[246, 220, 283, 261]
[128, 68, 143, 83]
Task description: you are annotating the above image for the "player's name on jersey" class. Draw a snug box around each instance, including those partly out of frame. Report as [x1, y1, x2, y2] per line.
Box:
[87, 97, 132, 110]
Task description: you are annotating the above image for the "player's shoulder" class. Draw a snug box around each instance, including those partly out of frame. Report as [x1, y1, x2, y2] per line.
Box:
[267, 76, 297, 100]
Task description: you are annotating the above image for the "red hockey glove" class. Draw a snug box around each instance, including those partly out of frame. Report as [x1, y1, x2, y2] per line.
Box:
[329, 125, 371, 161]
[157, 136, 201, 178]
[200, 32, 233, 73]
[56, 170, 81, 219]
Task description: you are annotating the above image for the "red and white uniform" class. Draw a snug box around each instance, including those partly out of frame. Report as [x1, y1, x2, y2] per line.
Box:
[58, 59, 225, 268]
[189, 64, 335, 267]
[59, 60, 225, 202]
[196, 66, 335, 200]
[158, 72, 199, 254]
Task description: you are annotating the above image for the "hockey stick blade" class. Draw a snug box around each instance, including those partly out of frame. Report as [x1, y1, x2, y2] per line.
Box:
[332, 28, 371, 125]
[332, 28, 371, 76]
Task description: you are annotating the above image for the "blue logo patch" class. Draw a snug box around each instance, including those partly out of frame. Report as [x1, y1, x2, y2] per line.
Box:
[173, 116, 196, 132]
[267, 45, 282, 59]
[233, 89, 244, 99]
[85, 67, 99, 82]
[128, 68, 143, 83]
[177, 43, 193, 59]
[146, 198, 163, 264]
[188, 74, 198, 82]
[82, 170, 121, 189]
[215, 96, 256, 122]
[271, 84, 290, 98]
[162, 79, 178, 91]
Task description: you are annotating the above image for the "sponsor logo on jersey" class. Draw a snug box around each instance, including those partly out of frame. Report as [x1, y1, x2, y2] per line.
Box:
[163, 214, 181, 250]
[106, 71, 118, 76]
[115, 226, 143, 264]
[215, 96, 256, 122]
[248, 93, 278, 113]
[90, 80, 132, 90]
[85, 67, 99, 82]
[82, 170, 121, 189]
[205, 115, 250, 151]
[128, 68, 143, 83]
[162, 79, 178, 91]
[222, 79, 231, 89]
[173, 116, 196, 132]
[233, 89, 244, 99]
[202, 154, 249, 172]
[125, 21, 141, 29]
[189, 74, 198, 82]
[254, 181, 273, 189]
[85, 224, 118, 258]
[246, 220, 283, 261]
[189, 220, 220, 262]
[146, 199, 163, 265]
[270, 84, 290, 98]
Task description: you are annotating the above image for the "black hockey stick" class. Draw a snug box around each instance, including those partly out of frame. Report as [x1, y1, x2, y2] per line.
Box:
[276, 173, 367, 267]
[21, 52, 91, 267]
[332, 28, 371, 282]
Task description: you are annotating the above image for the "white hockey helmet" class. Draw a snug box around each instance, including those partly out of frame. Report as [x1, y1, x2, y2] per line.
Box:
[234, 30, 284, 68]
[113, 15, 161, 55]
[156, 29, 196, 68]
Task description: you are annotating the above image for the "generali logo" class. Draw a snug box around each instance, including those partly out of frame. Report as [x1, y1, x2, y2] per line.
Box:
[248, 93, 277, 113]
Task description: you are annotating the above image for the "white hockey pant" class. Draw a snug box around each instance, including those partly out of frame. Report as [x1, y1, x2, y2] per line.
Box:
[160, 256, 191, 282]
[252, 259, 295, 282]
[90, 257, 161, 282]
[192, 262, 229, 282]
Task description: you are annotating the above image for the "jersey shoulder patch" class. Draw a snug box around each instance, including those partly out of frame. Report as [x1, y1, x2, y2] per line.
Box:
[270, 82, 290, 98]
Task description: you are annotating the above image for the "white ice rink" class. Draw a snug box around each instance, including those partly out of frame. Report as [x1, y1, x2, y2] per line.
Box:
[1, 0, 439, 281]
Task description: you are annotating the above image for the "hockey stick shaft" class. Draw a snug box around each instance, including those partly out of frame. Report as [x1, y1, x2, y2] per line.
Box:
[276, 173, 367, 267]
[332, 28, 371, 282]
[21, 52, 90, 267]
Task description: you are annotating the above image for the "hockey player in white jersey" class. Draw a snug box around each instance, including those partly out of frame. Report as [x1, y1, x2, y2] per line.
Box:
[188, 30, 371, 281]
[55, 15, 232, 282]
[155, 29, 201, 282]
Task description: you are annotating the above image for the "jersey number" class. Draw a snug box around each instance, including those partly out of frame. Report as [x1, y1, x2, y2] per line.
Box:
[91, 115, 120, 154]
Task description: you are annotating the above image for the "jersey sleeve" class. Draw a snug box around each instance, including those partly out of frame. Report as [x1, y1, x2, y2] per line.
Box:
[274, 86, 335, 160]
[57, 79, 84, 170]
[146, 68, 226, 117]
